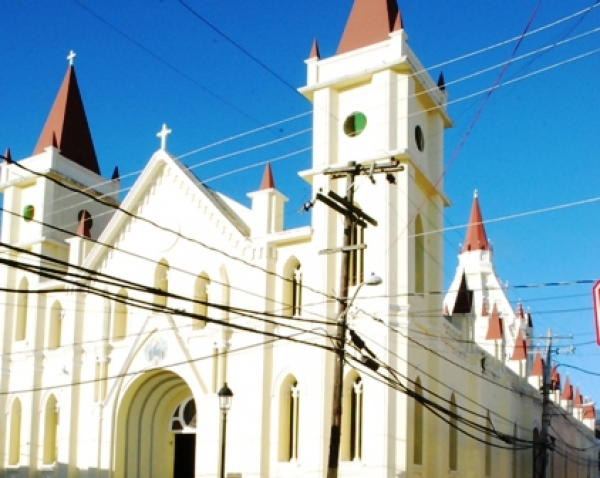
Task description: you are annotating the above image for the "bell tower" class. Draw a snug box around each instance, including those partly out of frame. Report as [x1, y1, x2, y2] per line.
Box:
[299, 0, 452, 313]
[0, 56, 119, 266]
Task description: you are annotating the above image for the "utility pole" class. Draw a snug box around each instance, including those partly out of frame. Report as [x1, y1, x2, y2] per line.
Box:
[318, 159, 403, 478]
[539, 329, 552, 478]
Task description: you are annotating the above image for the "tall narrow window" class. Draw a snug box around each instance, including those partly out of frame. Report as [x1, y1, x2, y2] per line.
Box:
[15, 277, 28, 341]
[8, 398, 21, 465]
[449, 394, 458, 471]
[484, 412, 492, 476]
[349, 224, 364, 287]
[413, 378, 424, 465]
[292, 265, 302, 317]
[282, 258, 300, 318]
[153, 260, 169, 309]
[415, 215, 425, 294]
[342, 373, 363, 461]
[112, 289, 128, 340]
[48, 301, 62, 350]
[193, 273, 210, 329]
[43, 395, 58, 465]
[279, 376, 300, 462]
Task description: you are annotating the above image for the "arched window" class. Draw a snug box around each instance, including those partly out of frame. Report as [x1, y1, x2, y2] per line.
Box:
[47, 301, 62, 350]
[170, 397, 197, 432]
[278, 375, 300, 462]
[341, 372, 363, 461]
[43, 395, 58, 465]
[413, 377, 424, 465]
[193, 273, 210, 330]
[15, 277, 28, 341]
[449, 393, 458, 471]
[8, 398, 21, 465]
[415, 215, 425, 294]
[484, 411, 492, 476]
[153, 260, 169, 309]
[112, 289, 128, 340]
[282, 259, 301, 318]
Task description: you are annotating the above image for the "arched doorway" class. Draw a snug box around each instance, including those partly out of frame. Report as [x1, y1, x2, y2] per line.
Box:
[115, 370, 197, 478]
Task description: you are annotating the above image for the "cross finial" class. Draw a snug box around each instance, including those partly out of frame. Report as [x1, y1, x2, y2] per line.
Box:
[157, 124, 172, 151]
[67, 50, 76, 66]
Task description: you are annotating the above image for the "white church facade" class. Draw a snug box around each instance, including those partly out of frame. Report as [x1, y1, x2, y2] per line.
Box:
[0, 1, 596, 477]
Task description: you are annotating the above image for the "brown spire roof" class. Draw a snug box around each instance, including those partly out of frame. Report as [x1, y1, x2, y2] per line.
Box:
[485, 304, 503, 340]
[33, 65, 100, 175]
[551, 365, 560, 391]
[461, 191, 490, 253]
[516, 302, 525, 318]
[337, 0, 401, 55]
[561, 375, 573, 401]
[583, 404, 595, 419]
[111, 166, 120, 181]
[510, 328, 527, 361]
[309, 38, 321, 59]
[259, 163, 275, 190]
[530, 350, 544, 377]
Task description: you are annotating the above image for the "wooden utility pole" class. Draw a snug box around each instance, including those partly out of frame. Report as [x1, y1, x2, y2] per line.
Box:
[318, 159, 403, 478]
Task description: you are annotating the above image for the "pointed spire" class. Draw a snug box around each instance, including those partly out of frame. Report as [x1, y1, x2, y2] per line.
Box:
[33, 63, 100, 175]
[437, 72, 446, 92]
[530, 350, 544, 377]
[562, 375, 573, 401]
[3, 148, 12, 163]
[516, 301, 525, 318]
[111, 166, 120, 181]
[583, 403, 595, 419]
[309, 38, 321, 59]
[337, 0, 400, 55]
[510, 328, 527, 361]
[259, 163, 276, 190]
[461, 190, 490, 253]
[76, 210, 92, 239]
[485, 304, 503, 340]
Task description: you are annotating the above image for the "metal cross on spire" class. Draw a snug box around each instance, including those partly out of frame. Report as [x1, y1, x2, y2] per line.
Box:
[157, 124, 172, 151]
[67, 50, 76, 66]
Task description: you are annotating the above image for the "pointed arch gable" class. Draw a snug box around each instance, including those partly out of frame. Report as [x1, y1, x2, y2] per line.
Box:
[341, 370, 363, 461]
[281, 256, 302, 318]
[8, 397, 22, 465]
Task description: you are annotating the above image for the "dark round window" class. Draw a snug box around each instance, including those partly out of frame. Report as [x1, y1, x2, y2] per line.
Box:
[344, 112, 367, 137]
[415, 125, 425, 152]
[23, 205, 35, 222]
[77, 210, 93, 230]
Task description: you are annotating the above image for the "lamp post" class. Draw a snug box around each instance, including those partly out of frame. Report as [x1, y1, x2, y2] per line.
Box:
[327, 273, 382, 478]
[218, 383, 233, 478]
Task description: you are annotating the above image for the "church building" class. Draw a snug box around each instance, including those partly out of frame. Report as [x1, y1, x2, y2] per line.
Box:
[0, 1, 596, 477]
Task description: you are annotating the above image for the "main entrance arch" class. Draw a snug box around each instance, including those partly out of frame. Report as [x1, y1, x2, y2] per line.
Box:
[115, 370, 197, 478]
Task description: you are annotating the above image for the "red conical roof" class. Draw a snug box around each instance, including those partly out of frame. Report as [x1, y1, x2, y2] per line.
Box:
[34, 65, 100, 175]
[562, 375, 573, 401]
[510, 328, 527, 361]
[530, 350, 544, 377]
[485, 304, 503, 340]
[337, 0, 401, 55]
[461, 191, 490, 253]
[573, 387, 583, 408]
[583, 404, 595, 419]
[551, 366, 560, 391]
[309, 38, 321, 59]
[260, 163, 275, 190]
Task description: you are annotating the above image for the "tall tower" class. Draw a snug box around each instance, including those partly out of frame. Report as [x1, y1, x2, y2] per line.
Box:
[299, 0, 452, 316]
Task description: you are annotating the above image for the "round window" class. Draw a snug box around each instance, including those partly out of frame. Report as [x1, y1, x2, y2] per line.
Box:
[23, 205, 35, 222]
[344, 112, 367, 137]
[415, 125, 425, 152]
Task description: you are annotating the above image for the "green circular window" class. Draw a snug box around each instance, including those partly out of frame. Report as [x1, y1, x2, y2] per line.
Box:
[23, 205, 35, 222]
[344, 112, 367, 137]
[415, 125, 425, 152]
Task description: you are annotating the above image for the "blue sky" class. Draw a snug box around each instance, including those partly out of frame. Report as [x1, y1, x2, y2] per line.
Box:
[2, 1, 600, 407]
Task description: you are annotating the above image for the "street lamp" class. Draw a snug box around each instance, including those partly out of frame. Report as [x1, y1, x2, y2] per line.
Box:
[218, 383, 233, 478]
[328, 273, 382, 478]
